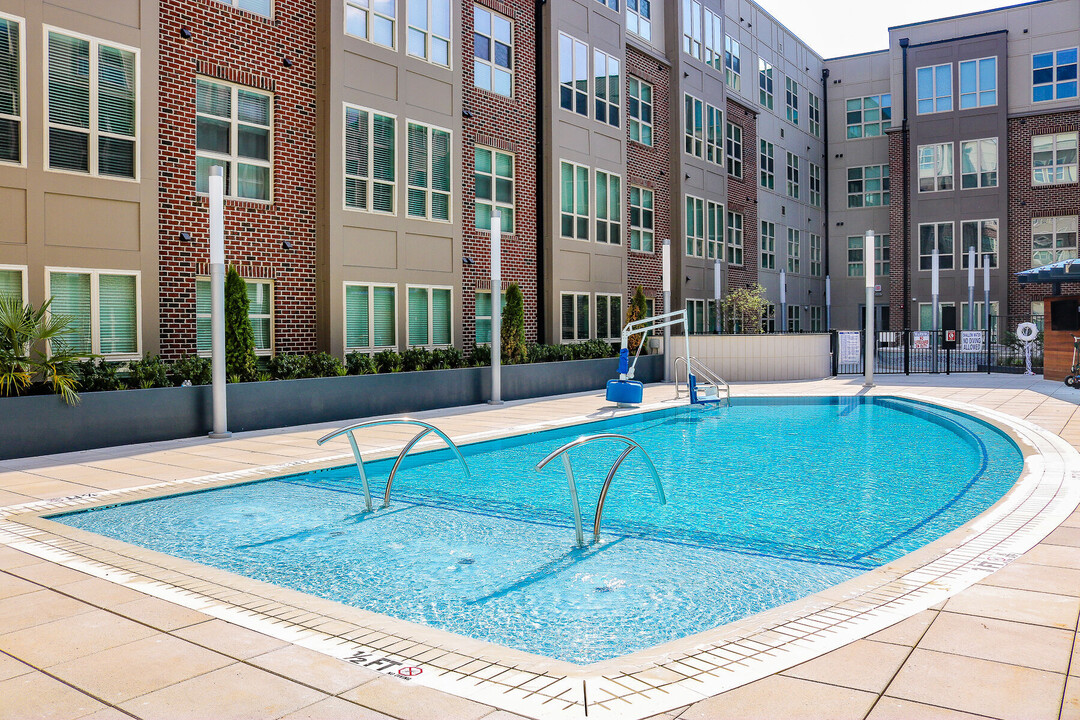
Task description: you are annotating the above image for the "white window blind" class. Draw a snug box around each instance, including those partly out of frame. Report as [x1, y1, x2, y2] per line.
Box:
[345, 105, 395, 213]
[0, 16, 21, 164]
[407, 121, 451, 221]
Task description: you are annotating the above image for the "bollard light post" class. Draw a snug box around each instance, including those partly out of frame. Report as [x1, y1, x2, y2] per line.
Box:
[864, 230, 875, 387]
[208, 166, 231, 439]
[489, 210, 503, 405]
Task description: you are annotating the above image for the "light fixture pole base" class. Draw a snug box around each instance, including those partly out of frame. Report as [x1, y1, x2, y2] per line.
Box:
[487, 400, 504, 406]
[208, 431, 233, 439]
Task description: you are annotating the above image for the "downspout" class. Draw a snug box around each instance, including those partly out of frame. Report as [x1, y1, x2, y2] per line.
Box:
[899, 37, 911, 330]
[534, 0, 547, 342]
[821, 67, 830, 280]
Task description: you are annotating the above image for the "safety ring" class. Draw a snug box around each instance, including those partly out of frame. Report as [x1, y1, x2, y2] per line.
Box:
[1016, 322, 1038, 342]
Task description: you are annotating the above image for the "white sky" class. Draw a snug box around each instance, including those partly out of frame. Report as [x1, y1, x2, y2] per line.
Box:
[754, 0, 1020, 58]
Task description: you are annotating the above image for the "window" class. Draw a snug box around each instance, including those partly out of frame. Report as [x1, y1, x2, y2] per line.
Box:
[809, 234, 821, 276]
[960, 219, 999, 269]
[628, 78, 653, 145]
[699, 103, 721, 166]
[961, 138, 998, 188]
[561, 292, 590, 340]
[345, 0, 396, 49]
[706, 200, 724, 260]
[344, 105, 395, 213]
[407, 286, 451, 347]
[847, 164, 890, 207]
[345, 283, 397, 350]
[685, 194, 704, 257]
[0, 266, 25, 302]
[213, 0, 271, 17]
[0, 14, 23, 164]
[474, 6, 512, 97]
[758, 59, 774, 109]
[759, 140, 774, 190]
[810, 306, 823, 332]
[876, 234, 890, 275]
[727, 211, 743, 265]
[560, 160, 589, 240]
[627, 0, 651, 41]
[684, 94, 703, 158]
[407, 121, 451, 221]
[475, 146, 513, 232]
[919, 222, 954, 270]
[785, 152, 799, 199]
[703, 9, 722, 71]
[787, 305, 801, 332]
[960, 301, 999, 331]
[1033, 48, 1078, 102]
[917, 63, 952, 114]
[846, 94, 891, 138]
[629, 186, 654, 253]
[196, 78, 271, 200]
[809, 163, 821, 207]
[724, 36, 740, 91]
[474, 290, 506, 345]
[918, 143, 953, 192]
[787, 229, 800, 273]
[808, 92, 821, 137]
[47, 30, 137, 179]
[849, 235, 890, 275]
[959, 57, 996, 108]
[785, 77, 799, 124]
[685, 299, 714, 334]
[595, 169, 621, 244]
[846, 237, 864, 277]
[593, 49, 620, 127]
[407, 0, 450, 67]
[595, 293, 622, 341]
[559, 33, 588, 116]
[595, 0, 618, 11]
[761, 303, 776, 333]
[761, 221, 776, 270]
[726, 122, 742, 178]
[1033, 132, 1078, 185]
[197, 277, 271, 355]
[682, 0, 701, 60]
[47, 269, 138, 357]
[918, 302, 955, 331]
[1032, 216, 1078, 268]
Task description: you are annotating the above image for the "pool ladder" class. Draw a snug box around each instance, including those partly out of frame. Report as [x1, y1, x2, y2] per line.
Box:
[535, 434, 666, 545]
[317, 419, 470, 511]
[673, 355, 731, 406]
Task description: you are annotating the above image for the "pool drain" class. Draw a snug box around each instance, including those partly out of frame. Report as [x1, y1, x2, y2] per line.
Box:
[458, 558, 475, 565]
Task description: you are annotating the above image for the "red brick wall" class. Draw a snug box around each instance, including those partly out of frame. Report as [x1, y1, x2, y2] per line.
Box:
[157, 0, 317, 359]
[1007, 110, 1080, 317]
[625, 47, 671, 313]
[725, 99, 758, 289]
[460, 0, 539, 352]
[887, 129, 908, 327]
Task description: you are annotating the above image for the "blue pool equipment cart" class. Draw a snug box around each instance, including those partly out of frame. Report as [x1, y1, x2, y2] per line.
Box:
[606, 310, 692, 407]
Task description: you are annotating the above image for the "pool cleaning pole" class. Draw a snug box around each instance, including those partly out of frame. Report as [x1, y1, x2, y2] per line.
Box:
[864, 230, 875, 387]
[968, 246, 976, 330]
[663, 239, 671, 382]
[489, 210, 502, 405]
[208, 166, 230, 439]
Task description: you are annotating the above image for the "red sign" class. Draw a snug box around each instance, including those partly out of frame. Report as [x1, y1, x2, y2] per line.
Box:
[945, 330, 957, 342]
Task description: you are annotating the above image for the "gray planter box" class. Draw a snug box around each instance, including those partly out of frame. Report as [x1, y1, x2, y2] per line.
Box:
[0, 354, 664, 459]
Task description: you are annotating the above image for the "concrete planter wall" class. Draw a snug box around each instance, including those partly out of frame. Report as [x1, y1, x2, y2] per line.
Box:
[665, 334, 832, 382]
[0, 355, 664, 460]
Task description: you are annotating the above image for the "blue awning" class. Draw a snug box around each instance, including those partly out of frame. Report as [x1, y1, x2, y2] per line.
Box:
[1016, 259, 1080, 284]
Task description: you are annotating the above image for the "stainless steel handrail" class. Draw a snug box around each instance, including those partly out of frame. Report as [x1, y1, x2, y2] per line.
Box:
[674, 355, 731, 404]
[535, 433, 666, 543]
[317, 419, 470, 510]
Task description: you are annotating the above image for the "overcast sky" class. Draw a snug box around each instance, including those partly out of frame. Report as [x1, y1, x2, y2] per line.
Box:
[755, 0, 1016, 58]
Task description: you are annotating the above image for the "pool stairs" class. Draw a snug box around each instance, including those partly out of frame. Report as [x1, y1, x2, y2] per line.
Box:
[674, 356, 731, 407]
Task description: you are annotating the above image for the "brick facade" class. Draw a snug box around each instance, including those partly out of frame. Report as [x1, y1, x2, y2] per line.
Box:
[625, 46, 671, 314]
[887, 128, 908, 328]
[157, 0, 318, 359]
[460, 0, 539, 352]
[1007, 110, 1080, 318]
[725, 98, 758, 290]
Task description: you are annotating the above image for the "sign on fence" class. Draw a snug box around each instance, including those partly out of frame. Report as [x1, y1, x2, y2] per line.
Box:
[912, 331, 931, 350]
[839, 331, 862, 363]
[960, 330, 984, 353]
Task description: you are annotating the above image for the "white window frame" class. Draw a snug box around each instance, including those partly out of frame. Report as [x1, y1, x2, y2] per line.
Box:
[196, 275, 274, 356]
[809, 162, 822, 207]
[917, 63, 952, 114]
[343, 103, 397, 214]
[559, 33, 588, 116]
[787, 304, 801, 332]
[845, 94, 891, 139]
[681, 0, 701, 60]
[196, 76, 273, 201]
[44, 26, 140, 181]
[560, 159, 590, 241]
[808, 91, 821, 137]
[758, 59, 774, 110]
[473, 5, 512, 97]
[705, 103, 723, 166]
[726, 210, 743, 266]
[560, 291, 591, 342]
[876, 234, 890, 276]
[760, 221, 775, 270]
[343, 282, 398, 352]
[786, 152, 799, 199]
[685, 298, 710, 334]
[706, 199, 724, 261]
[45, 267, 142, 359]
[406, 120, 452, 222]
[918, 301, 955, 331]
[684, 93, 703, 158]
[474, 144, 514, 232]
[809, 233, 822, 276]
[593, 48, 620, 128]
[959, 56, 996, 109]
[685, 194, 704, 258]
[212, 0, 273, 18]
[724, 35, 740, 91]
[960, 218, 999, 269]
[595, 292, 622, 341]
[787, 228, 800, 273]
[760, 139, 774, 189]
[0, 264, 27, 302]
[626, 0, 651, 41]
[406, 0, 451, 68]
[726, 121, 742, 178]
[703, 8, 722, 71]
[960, 300, 999, 331]
[629, 185, 654, 254]
[1032, 132, 1078, 186]
[406, 284, 453, 348]
[785, 76, 799, 125]
[594, 168, 621, 245]
[847, 164, 890, 207]
[960, 138, 998, 189]
[474, 289, 506, 345]
[810, 306, 823, 332]
[345, 0, 396, 50]
[846, 236, 864, 277]
[1032, 216, 1079, 269]
[0, 11, 25, 167]
[1032, 48, 1079, 103]
[919, 222, 955, 270]
[761, 303, 776, 333]
[628, 77, 653, 146]
[918, 142, 954, 193]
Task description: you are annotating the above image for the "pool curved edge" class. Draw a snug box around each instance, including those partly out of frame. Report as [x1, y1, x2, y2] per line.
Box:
[1, 390, 1078, 720]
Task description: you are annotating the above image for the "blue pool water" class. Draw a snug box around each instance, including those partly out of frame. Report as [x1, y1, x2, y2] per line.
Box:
[53, 397, 1024, 664]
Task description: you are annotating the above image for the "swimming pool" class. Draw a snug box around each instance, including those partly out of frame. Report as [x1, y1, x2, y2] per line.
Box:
[52, 396, 1024, 664]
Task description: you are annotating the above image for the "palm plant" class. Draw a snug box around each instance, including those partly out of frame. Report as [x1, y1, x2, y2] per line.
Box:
[0, 295, 82, 405]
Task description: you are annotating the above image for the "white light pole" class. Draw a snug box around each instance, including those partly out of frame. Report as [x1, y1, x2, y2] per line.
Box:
[662, 238, 671, 382]
[208, 166, 230, 439]
[713, 259, 723, 334]
[864, 230, 875, 387]
[779, 268, 787, 333]
[825, 274, 832, 331]
[967, 246, 976, 330]
[984, 254, 991, 339]
[931, 248, 940, 374]
[489, 210, 503, 405]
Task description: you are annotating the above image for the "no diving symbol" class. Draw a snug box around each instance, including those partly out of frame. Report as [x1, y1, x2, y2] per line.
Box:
[398, 666, 423, 677]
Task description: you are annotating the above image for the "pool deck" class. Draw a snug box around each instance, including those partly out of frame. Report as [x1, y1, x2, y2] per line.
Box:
[1, 374, 1079, 720]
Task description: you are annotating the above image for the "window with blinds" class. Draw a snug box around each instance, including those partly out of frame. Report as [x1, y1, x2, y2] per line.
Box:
[0, 267, 22, 302]
[48, 269, 138, 356]
[474, 146, 514, 232]
[595, 294, 622, 341]
[560, 292, 590, 341]
[407, 286, 451, 346]
[196, 78, 271, 201]
[474, 290, 506, 344]
[345, 104, 396, 214]
[594, 170, 620, 244]
[212, 0, 272, 17]
[196, 277, 272, 354]
[47, 30, 137, 178]
[407, 121, 451, 221]
[0, 15, 21, 164]
[345, 283, 396, 350]
[560, 160, 589, 241]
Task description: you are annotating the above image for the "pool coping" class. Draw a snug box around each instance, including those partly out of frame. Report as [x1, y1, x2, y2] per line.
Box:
[1, 391, 1077, 720]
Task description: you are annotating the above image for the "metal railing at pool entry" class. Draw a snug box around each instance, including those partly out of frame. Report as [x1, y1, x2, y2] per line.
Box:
[535, 434, 666, 545]
[316, 419, 471, 511]
[673, 356, 731, 405]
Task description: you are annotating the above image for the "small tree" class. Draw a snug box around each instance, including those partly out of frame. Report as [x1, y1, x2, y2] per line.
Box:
[624, 286, 648, 355]
[501, 282, 528, 364]
[224, 266, 258, 381]
[0, 295, 81, 404]
[721, 284, 768, 334]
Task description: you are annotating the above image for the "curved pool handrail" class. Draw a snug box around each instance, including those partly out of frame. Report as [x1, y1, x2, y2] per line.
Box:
[317, 419, 470, 510]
